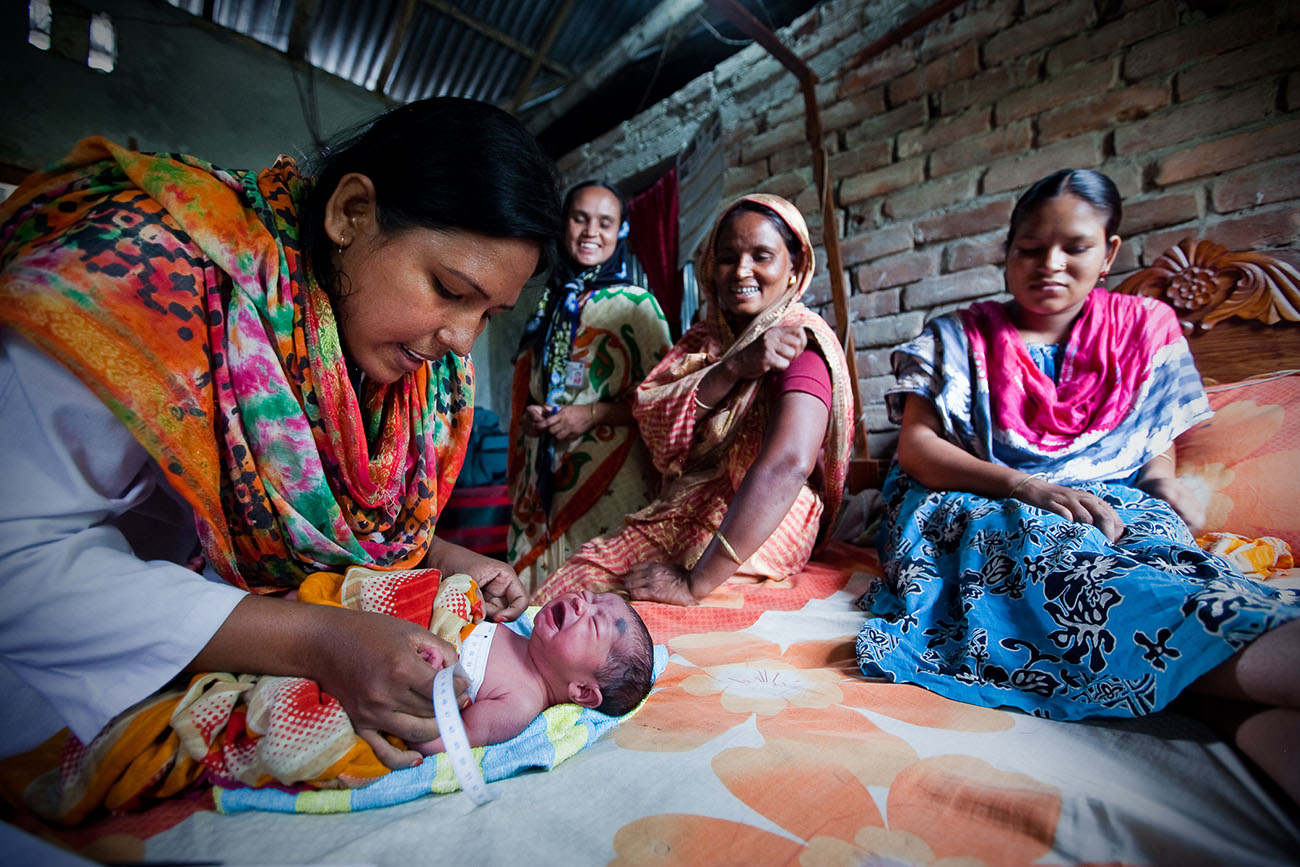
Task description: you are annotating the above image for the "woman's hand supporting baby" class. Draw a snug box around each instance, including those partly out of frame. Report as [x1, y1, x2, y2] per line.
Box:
[187, 595, 467, 770]
[424, 535, 528, 622]
[324, 614, 464, 770]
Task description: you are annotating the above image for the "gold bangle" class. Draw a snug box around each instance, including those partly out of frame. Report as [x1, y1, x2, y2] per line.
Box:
[715, 530, 744, 565]
[1008, 472, 1045, 499]
[589, 402, 598, 422]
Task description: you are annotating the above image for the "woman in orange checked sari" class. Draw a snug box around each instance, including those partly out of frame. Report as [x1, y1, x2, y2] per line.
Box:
[535, 194, 853, 607]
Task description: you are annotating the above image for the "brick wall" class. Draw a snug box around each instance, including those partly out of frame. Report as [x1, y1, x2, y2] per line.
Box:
[556, 0, 1300, 458]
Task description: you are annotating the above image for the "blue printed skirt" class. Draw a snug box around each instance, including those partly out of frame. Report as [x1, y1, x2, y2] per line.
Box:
[856, 468, 1300, 719]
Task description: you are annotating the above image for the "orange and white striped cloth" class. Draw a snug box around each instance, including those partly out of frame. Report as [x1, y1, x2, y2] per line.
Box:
[1197, 532, 1294, 580]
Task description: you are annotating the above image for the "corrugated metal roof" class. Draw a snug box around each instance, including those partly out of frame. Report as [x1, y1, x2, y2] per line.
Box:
[167, 0, 660, 103]
[164, 0, 818, 155]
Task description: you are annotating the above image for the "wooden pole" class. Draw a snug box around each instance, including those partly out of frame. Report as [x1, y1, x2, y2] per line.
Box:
[508, 0, 577, 112]
[703, 0, 867, 459]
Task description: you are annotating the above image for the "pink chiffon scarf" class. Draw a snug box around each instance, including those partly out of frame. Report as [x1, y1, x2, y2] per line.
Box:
[961, 289, 1183, 452]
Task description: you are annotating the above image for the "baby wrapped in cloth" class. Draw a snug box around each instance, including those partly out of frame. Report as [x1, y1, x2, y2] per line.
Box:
[2, 568, 632, 823]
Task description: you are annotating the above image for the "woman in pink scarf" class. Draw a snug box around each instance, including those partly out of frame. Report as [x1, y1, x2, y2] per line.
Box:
[857, 168, 1300, 807]
[535, 194, 853, 606]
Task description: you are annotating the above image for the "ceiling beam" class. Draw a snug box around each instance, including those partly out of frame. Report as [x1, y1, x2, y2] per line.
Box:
[376, 0, 418, 94]
[507, 0, 576, 112]
[523, 0, 704, 134]
[418, 0, 572, 78]
[286, 0, 320, 63]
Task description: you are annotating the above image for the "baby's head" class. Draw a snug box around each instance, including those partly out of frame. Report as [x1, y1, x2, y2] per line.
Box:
[531, 591, 654, 717]
[591, 599, 654, 717]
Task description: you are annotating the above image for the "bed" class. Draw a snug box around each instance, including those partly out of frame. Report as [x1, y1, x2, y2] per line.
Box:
[5, 240, 1299, 865]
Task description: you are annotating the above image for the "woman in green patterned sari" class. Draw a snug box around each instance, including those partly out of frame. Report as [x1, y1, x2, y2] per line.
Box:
[507, 182, 672, 592]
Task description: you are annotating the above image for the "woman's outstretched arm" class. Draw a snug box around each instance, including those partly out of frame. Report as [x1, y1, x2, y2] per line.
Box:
[691, 389, 829, 597]
[896, 393, 1125, 541]
[625, 387, 827, 604]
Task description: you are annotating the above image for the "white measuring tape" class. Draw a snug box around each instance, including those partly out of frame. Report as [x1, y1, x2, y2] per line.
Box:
[432, 640, 497, 805]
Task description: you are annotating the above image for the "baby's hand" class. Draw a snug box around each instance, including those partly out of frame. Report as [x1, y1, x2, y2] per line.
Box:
[417, 637, 469, 695]
[416, 636, 469, 711]
[416, 636, 457, 671]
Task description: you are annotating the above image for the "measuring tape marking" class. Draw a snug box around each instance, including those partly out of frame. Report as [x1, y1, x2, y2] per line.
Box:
[432, 662, 496, 805]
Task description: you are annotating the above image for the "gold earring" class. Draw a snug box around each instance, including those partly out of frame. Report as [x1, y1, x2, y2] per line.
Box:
[787, 275, 796, 287]
[336, 234, 349, 256]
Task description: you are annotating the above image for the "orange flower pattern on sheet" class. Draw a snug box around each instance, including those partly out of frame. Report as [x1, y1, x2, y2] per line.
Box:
[617, 631, 1014, 753]
[610, 629, 1058, 866]
[611, 757, 1059, 867]
[1176, 374, 1300, 550]
[632, 544, 868, 643]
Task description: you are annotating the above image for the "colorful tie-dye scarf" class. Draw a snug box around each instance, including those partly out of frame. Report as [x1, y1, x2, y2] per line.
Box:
[0, 138, 473, 592]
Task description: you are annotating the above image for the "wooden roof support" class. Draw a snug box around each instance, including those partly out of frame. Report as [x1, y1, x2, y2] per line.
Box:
[524, 0, 703, 134]
[703, 0, 867, 459]
[420, 0, 572, 79]
[376, 0, 418, 95]
[508, 0, 577, 112]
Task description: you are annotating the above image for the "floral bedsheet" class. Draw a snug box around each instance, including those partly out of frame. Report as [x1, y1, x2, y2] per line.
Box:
[13, 544, 1299, 866]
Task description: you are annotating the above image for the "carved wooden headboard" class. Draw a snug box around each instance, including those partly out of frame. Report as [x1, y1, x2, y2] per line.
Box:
[1113, 239, 1300, 384]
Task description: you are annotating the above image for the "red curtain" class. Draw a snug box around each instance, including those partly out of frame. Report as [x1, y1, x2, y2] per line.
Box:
[627, 167, 681, 337]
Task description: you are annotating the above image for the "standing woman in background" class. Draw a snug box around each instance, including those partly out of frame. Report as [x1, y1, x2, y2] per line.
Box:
[507, 181, 671, 592]
[0, 97, 557, 771]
